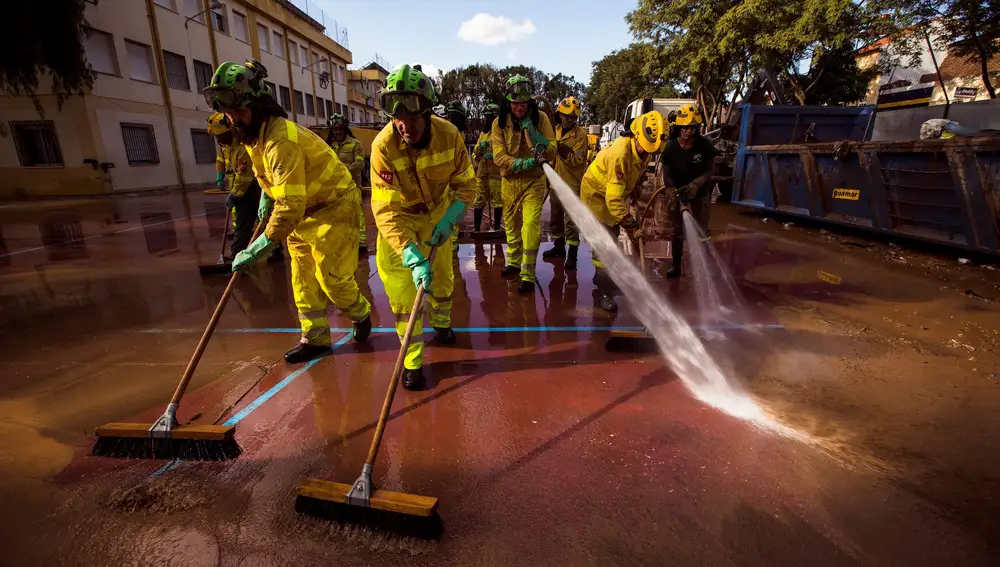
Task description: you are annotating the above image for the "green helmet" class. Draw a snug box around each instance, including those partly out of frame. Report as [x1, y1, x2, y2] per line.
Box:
[203, 60, 272, 111]
[380, 64, 437, 117]
[505, 75, 533, 102]
[482, 103, 500, 116]
[445, 101, 467, 117]
[327, 113, 347, 128]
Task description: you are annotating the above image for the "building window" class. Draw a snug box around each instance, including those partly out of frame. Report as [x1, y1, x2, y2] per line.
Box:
[83, 27, 119, 76]
[162, 50, 189, 90]
[153, 0, 176, 9]
[288, 39, 299, 65]
[125, 40, 155, 83]
[293, 90, 304, 114]
[121, 123, 159, 165]
[191, 129, 216, 164]
[317, 97, 325, 119]
[194, 59, 213, 92]
[305, 94, 314, 116]
[10, 121, 63, 167]
[232, 10, 248, 42]
[264, 81, 276, 97]
[312, 51, 321, 73]
[182, 0, 204, 23]
[257, 23, 270, 52]
[300, 46, 309, 68]
[210, 4, 227, 33]
[325, 99, 333, 118]
[279, 85, 291, 111]
[273, 31, 284, 58]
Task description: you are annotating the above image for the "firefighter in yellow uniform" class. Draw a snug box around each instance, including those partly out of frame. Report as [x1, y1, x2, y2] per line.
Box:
[204, 59, 372, 364]
[472, 103, 503, 232]
[491, 74, 556, 293]
[541, 96, 589, 271]
[581, 110, 666, 312]
[370, 64, 477, 390]
[325, 113, 367, 252]
[209, 112, 262, 257]
[444, 101, 470, 254]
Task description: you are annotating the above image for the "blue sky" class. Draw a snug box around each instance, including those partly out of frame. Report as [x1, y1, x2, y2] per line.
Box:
[313, 0, 636, 84]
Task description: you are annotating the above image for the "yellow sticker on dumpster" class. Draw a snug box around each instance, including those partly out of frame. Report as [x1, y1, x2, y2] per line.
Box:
[817, 270, 842, 284]
[832, 188, 860, 200]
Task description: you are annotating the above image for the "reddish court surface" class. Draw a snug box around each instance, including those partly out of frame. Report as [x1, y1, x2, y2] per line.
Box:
[1, 190, 999, 566]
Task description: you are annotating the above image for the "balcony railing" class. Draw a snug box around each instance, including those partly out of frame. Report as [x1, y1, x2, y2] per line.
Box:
[286, 0, 348, 48]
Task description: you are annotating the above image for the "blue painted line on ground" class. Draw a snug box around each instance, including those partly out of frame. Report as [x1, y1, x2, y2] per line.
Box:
[139, 324, 783, 334]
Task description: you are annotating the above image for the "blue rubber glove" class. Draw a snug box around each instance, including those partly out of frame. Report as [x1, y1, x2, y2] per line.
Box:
[512, 157, 538, 173]
[225, 192, 236, 209]
[232, 234, 278, 272]
[521, 117, 549, 148]
[216, 171, 225, 189]
[426, 201, 467, 246]
[258, 192, 274, 221]
[484, 152, 493, 160]
[401, 242, 432, 289]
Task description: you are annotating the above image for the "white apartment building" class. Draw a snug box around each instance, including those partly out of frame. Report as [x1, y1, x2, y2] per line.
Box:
[0, 0, 353, 197]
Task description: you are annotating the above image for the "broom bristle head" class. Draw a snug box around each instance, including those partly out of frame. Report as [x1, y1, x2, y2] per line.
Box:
[91, 436, 242, 460]
[294, 495, 444, 540]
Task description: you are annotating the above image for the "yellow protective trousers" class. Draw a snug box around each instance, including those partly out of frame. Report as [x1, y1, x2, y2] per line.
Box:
[375, 224, 455, 370]
[502, 175, 546, 282]
[474, 177, 502, 209]
[359, 200, 368, 245]
[287, 192, 371, 346]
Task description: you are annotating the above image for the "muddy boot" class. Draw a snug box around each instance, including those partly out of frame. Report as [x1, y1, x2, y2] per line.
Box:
[285, 343, 331, 364]
[542, 237, 566, 259]
[473, 207, 484, 232]
[666, 239, 684, 278]
[402, 367, 425, 391]
[493, 207, 503, 230]
[595, 291, 618, 312]
[564, 245, 578, 270]
[434, 326, 456, 345]
[501, 265, 521, 278]
[517, 279, 535, 294]
[353, 315, 372, 343]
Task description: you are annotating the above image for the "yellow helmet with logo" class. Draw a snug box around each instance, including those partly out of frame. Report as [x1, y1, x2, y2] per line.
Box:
[630, 110, 667, 153]
[207, 112, 230, 135]
[674, 104, 703, 127]
[557, 96, 581, 117]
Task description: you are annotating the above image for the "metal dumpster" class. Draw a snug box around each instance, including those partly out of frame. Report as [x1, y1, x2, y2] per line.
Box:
[732, 124, 1000, 254]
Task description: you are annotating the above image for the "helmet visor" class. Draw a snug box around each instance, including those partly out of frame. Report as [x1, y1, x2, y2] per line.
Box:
[506, 81, 533, 102]
[381, 92, 426, 118]
[204, 87, 244, 111]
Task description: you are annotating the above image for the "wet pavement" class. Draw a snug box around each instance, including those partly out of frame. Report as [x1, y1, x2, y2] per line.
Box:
[1, 190, 999, 566]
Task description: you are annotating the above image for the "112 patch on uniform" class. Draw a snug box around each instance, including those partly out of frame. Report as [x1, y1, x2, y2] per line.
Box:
[378, 170, 394, 184]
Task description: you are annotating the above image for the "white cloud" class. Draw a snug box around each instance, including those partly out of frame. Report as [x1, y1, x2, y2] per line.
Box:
[458, 13, 536, 46]
[506, 47, 519, 59]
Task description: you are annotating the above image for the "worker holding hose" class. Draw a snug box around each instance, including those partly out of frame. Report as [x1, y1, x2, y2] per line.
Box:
[541, 96, 589, 271]
[472, 103, 503, 232]
[581, 110, 666, 312]
[325, 113, 368, 253]
[660, 104, 719, 278]
[204, 59, 372, 364]
[209, 112, 261, 257]
[370, 64, 477, 390]
[492, 74, 556, 293]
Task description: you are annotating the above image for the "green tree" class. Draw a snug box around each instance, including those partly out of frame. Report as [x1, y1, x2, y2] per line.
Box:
[0, 0, 95, 114]
[586, 43, 683, 124]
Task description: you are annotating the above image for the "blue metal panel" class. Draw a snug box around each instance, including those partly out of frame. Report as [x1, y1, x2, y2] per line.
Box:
[739, 105, 875, 147]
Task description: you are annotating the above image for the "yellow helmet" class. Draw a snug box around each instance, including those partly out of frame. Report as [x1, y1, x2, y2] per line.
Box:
[630, 110, 667, 153]
[557, 96, 581, 117]
[207, 112, 230, 135]
[674, 104, 703, 127]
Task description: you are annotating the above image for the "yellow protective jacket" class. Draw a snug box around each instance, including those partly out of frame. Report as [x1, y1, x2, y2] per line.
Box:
[580, 136, 649, 226]
[247, 116, 357, 242]
[473, 131, 500, 180]
[329, 137, 365, 186]
[370, 115, 477, 255]
[216, 143, 254, 197]
[554, 124, 589, 189]
[491, 111, 556, 180]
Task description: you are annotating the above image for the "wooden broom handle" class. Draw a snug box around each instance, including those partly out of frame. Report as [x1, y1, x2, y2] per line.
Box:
[218, 206, 232, 258]
[169, 219, 267, 405]
[365, 248, 436, 467]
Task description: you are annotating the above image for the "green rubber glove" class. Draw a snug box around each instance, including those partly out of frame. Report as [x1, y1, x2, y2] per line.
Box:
[484, 152, 493, 160]
[512, 157, 538, 173]
[477, 139, 489, 153]
[216, 171, 225, 189]
[232, 234, 278, 272]
[521, 117, 549, 148]
[426, 201, 468, 246]
[258, 192, 274, 221]
[401, 242, 432, 289]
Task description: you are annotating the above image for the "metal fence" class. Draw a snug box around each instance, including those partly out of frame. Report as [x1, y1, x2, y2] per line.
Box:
[287, 0, 348, 48]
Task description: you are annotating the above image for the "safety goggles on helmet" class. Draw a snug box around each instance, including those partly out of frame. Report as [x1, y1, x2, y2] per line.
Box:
[204, 87, 246, 112]
[381, 92, 427, 118]
[506, 81, 533, 103]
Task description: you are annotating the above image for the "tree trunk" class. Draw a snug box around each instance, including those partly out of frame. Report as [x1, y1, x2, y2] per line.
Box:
[972, 31, 997, 99]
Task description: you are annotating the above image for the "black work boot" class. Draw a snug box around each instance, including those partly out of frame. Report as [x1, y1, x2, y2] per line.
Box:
[542, 237, 566, 259]
[666, 239, 684, 278]
[501, 265, 521, 277]
[434, 326, 456, 345]
[493, 207, 503, 230]
[285, 343, 331, 364]
[473, 207, 484, 232]
[565, 245, 579, 270]
[402, 367, 425, 391]
[517, 279, 535, 294]
[595, 291, 619, 312]
[353, 315, 372, 343]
